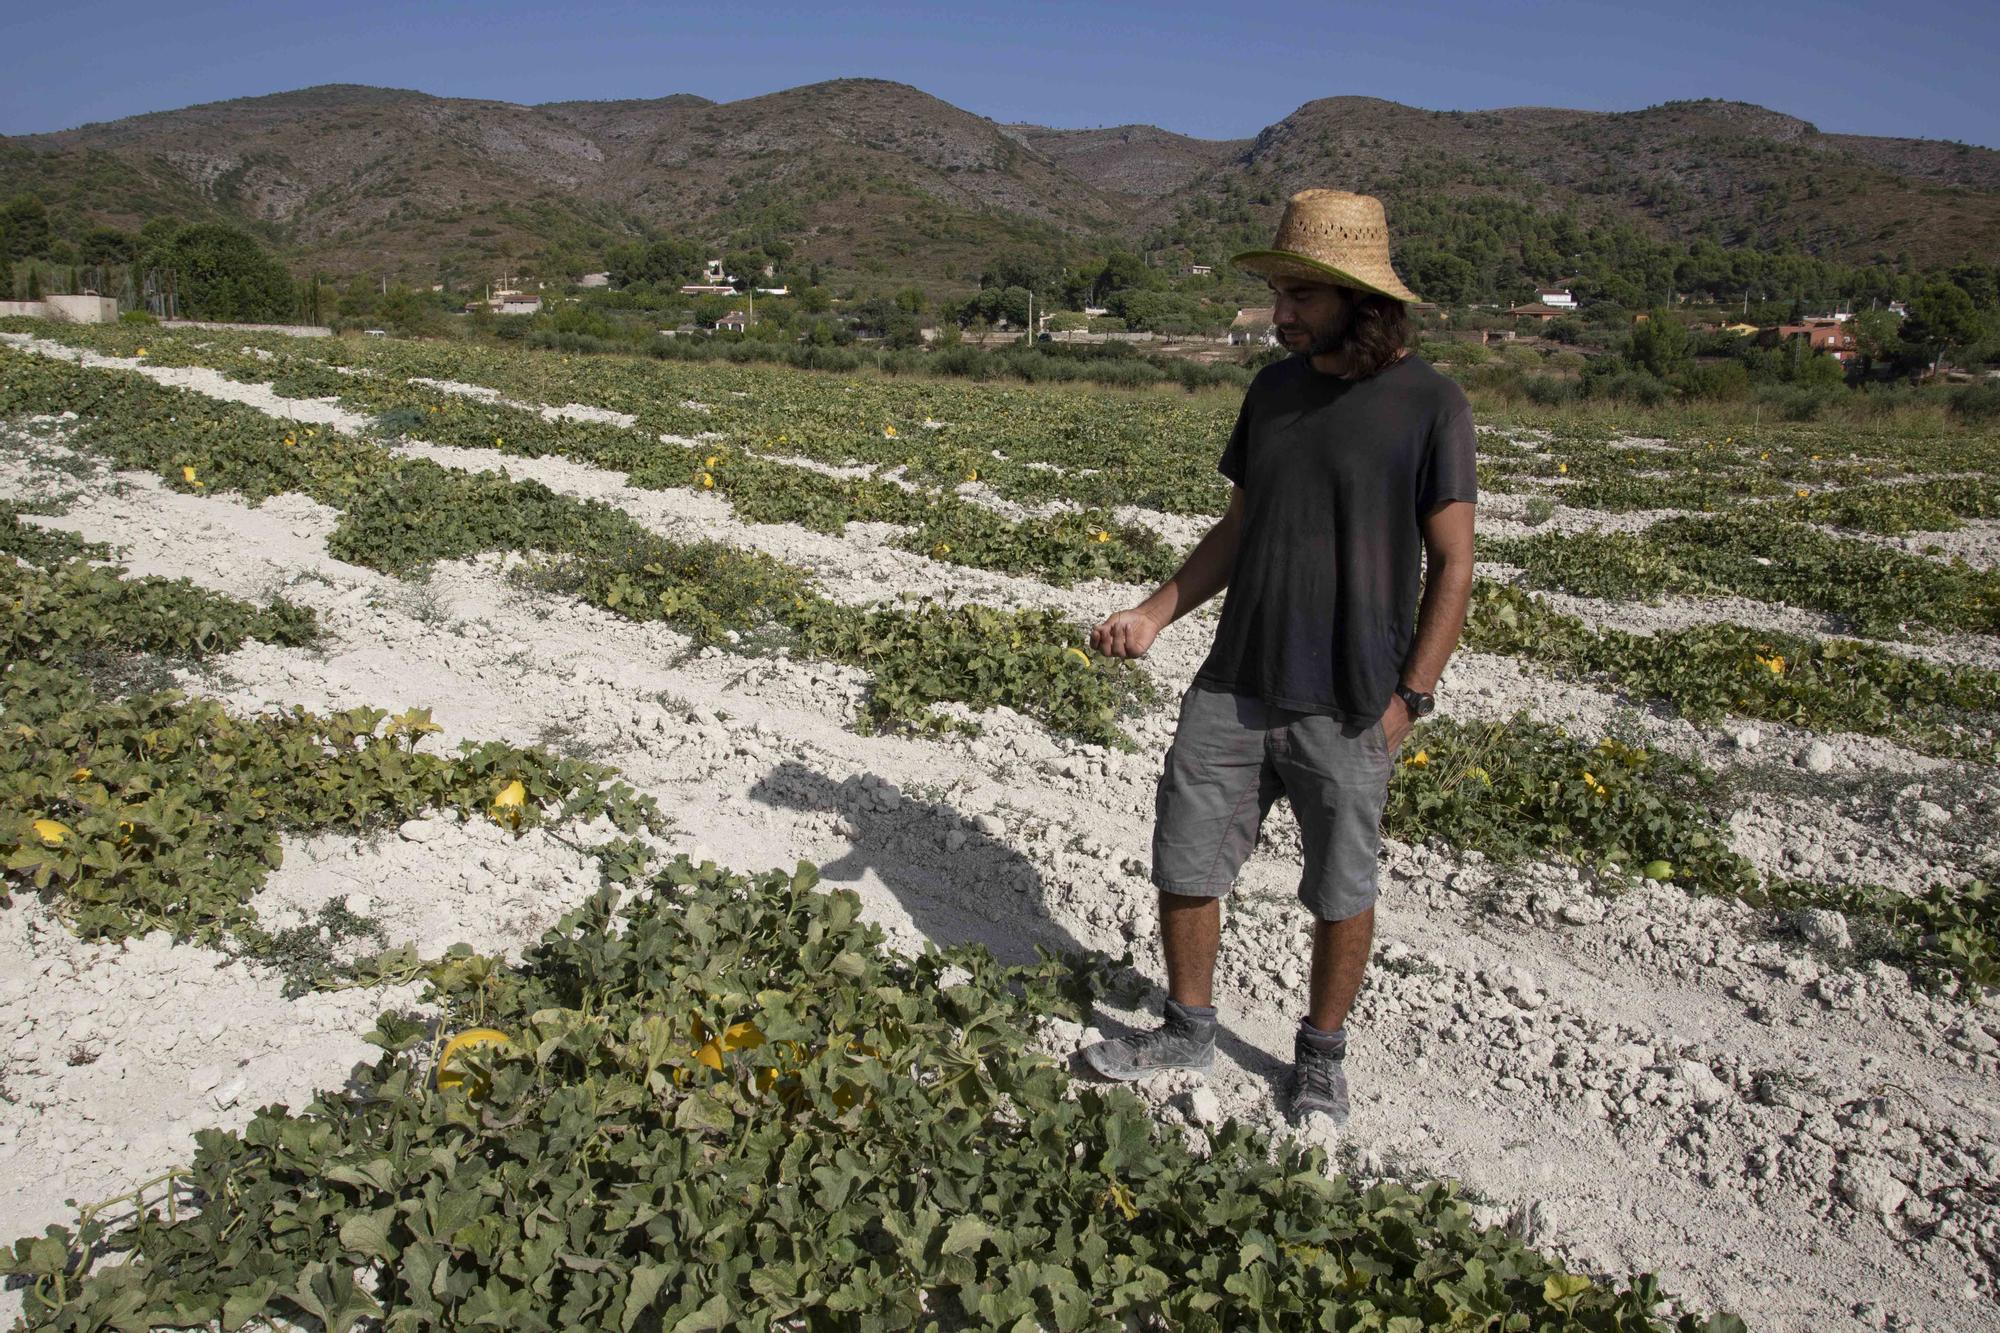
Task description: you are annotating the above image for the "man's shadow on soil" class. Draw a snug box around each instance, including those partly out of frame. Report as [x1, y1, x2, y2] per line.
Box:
[748, 758, 1286, 1094]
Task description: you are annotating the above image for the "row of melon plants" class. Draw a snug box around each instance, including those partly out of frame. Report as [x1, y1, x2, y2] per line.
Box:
[7, 335, 1992, 992]
[0, 853, 1746, 1333]
[49, 330, 1996, 759]
[7, 481, 1987, 1000]
[30, 324, 1999, 636]
[25, 320, 1998, 620]
[0, 504, 661, 957]
[31, 319, 1989, 523]
[17, 332, 1997, 763]
[9, 323, 1218, 564]
[0, 432, 1747, 1329]
[1460, 580, 2000, 763]
[0, 345, 1153, 746]
[1483, 516, 2000, 639]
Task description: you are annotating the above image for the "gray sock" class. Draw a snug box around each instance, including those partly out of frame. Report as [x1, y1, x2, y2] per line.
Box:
[1166, 999, 1218, 1026]
[1297, 1019, 1346, 1060]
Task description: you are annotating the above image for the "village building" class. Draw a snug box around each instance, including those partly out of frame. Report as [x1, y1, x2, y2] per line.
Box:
[1228, 306, 1276, 347]
[678, 258, 740, 296]
[1764, 319, 1861, 362]
[465, 288, 542, 315]
[716, 310, 753, 333]
[1507, 302, 1566, 324]
[1533, 287, 1577, 309]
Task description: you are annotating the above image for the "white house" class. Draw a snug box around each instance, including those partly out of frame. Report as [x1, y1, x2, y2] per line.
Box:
[716, 310, 752, 333]
[1534, 287, 1577, 309]
[1229, 306, 1277, 347]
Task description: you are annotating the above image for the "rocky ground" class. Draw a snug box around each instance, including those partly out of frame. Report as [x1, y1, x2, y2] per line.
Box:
[2, 334, 1997, 1331]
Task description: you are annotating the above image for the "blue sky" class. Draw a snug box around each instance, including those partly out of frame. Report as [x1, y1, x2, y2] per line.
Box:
[3, 0, 1995, 149]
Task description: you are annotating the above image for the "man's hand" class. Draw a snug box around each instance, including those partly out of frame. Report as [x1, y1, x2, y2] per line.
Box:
[1092, 607, 1166, 659]
[1379, 696, 1413, 754]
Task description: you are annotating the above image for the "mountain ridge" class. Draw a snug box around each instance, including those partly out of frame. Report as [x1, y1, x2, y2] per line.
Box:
[6, 80, 1996, 283]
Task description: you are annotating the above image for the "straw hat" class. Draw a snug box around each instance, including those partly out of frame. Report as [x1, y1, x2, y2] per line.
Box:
[1232, 189, 1421, 304]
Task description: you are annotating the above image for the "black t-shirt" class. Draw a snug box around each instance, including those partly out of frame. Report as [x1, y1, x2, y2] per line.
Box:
[1193, 352, 1477, 723]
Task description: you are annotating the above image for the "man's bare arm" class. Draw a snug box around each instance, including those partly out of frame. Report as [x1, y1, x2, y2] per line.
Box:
[1091, 486, 1245, 658]
[1380, 500, 1475, 749]
[1402, 499, 1476, 693]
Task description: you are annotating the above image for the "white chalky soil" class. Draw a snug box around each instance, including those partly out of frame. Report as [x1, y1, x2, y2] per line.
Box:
[1, 334, 1997, 1332]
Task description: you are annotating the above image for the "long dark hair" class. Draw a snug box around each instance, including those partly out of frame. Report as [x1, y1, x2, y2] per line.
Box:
[1342, 290, 1411, 378]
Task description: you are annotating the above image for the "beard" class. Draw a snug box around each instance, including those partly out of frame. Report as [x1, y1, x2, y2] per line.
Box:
[1280, 304, 1358, 358]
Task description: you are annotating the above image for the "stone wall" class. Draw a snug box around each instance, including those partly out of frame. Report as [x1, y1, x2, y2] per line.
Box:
[0, 297, 119, 323]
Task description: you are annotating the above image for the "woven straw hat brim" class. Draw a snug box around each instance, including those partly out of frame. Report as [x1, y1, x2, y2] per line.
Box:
[1231, 249, 1422, 305]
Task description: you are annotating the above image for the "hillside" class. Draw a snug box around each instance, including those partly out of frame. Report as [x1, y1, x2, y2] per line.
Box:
[1002, 122, 1249, 203]
[5, 82, 1997, 282]
[1156, 97, 2000, 267]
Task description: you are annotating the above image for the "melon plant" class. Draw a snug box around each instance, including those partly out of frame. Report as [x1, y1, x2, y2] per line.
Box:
[1, 857, 1741, 1332]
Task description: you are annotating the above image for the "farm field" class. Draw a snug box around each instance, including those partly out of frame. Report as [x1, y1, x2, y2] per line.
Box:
[1, 320, 1997, 1330]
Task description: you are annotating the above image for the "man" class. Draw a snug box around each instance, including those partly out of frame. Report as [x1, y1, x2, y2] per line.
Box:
[1079, 190, 1476, 1126]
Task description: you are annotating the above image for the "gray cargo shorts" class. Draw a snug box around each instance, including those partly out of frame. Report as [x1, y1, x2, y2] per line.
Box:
[1151, 685, 1393, 921]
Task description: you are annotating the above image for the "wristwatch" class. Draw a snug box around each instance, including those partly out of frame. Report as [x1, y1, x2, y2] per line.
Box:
[1394, 684, 1435, 718]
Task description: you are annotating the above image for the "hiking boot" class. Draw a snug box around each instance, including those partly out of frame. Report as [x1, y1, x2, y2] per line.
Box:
[1288, 1023, 1349, 1125]
[1079, 999, 1216, 1081]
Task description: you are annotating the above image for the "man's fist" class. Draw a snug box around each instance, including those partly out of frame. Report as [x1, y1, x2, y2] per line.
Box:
[1091, 607, 1165, 659]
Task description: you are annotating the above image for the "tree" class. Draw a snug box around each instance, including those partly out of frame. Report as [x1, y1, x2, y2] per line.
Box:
[984, 254, 1056, 298]
[1625, 311, 1691, 380]
[539, 245, 585, 285]
[723, 249, 768, 290]
[1400, 248, 1477, 306]
[1849, 308, 1905, 373]
[606, 238, 702, 289]
[2, 194, 53, 263]
[144, 224, 295, 322]
[80, 226, 136, 265]
[1905, 281, 1981, 374]
[998, 286, 1032, 328]
[1092, 251, 1150, 304]
[376, 284, 442, 336]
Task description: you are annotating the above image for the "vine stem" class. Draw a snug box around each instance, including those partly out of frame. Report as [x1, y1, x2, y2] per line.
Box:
[77, 1166, 191, 1223]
